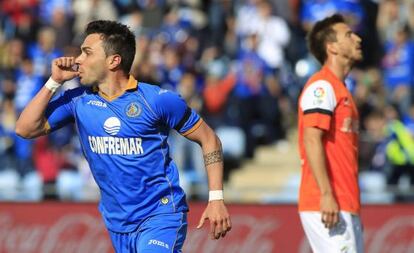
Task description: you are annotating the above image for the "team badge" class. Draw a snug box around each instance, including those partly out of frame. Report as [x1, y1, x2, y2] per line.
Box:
[125, 102, 141, 117]
[161, 197, 169, 205]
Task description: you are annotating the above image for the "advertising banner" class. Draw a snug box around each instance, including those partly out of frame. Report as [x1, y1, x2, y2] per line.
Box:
[0, 203, 412, 253]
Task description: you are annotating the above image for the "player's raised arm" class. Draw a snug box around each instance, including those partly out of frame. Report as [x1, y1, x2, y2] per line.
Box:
[184, 121, 232, 240]
[15, 57, 78, 138]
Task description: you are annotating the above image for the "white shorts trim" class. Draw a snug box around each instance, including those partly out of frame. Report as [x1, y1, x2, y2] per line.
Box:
[299, 211, 364, 253]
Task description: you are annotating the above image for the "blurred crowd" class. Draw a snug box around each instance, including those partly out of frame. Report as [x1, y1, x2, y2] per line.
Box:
[0, 0, 414, 202]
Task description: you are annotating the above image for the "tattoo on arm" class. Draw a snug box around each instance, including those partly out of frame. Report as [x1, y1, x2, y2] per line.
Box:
[203, 150, 223, 167]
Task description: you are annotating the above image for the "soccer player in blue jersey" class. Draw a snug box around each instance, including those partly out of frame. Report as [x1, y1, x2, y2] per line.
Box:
[15, 20, 231, 252]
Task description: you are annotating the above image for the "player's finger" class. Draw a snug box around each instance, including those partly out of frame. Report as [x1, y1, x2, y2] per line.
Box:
[322, 213, 330, 228]
[222, 219, 228, 232]
[68, 57, 75, 67]
[226, 217, 232, 231]
[220, 219, 229, 238]
[326, 213, 337, 229]
[210, 220, 216, 239]
[55, 58, 62, 66]
[66, 57, 73, 67]
[321, 213, 327, 224]
[60, 57, 66, 67]
[215, 220, 223, 239]
[332, 213, 339, 227]
[196, 213, 206, 229]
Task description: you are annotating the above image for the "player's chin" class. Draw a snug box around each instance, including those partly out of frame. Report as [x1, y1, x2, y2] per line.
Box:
[78, 78, 86, 85]
[79, 78, 92, 86]
[354, 53, 363, 62]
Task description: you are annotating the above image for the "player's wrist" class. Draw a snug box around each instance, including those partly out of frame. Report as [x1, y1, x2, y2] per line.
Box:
[208, 190, 224, 202]
[45, 77, 62, 93]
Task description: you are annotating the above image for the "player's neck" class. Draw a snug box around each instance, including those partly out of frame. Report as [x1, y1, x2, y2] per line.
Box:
[324, 56, 352, 82]
[97, 72, 130, 99]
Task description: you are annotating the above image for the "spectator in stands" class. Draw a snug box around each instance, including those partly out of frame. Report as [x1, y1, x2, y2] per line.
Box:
[171, 72, 208, 199]
[377, 0, 405, 43]
[382, 105, 414, 192]
[0, 38, 25, 75]
[72, 0, 118, 43]
[300, 0, 339, 32]
[13, 58, 43, 178]
[253, 0, 291, 71]
[382, 23, 414, 117]
[27, 27, 62, 79]
[0, 77, 17, 172]
[202, 61, 236, 129]
[157, 45, 185, 90]
[231, 33, 284, 158]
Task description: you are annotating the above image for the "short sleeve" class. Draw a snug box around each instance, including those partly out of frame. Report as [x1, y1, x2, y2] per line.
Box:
[300, 80, 337, 130]
[154, 89, 201, 135]
[45, 88, 84, 132]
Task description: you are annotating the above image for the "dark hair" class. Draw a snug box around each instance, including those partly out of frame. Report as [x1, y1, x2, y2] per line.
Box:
[307, 14, 346, 64]
[85, 20, 136, 74]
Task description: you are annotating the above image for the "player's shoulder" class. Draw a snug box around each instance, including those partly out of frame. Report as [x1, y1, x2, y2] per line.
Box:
[303, 73, 335, 96]
[300, 74, 337, 109]
[137, 82, 162, 95]
[138, 82, 180, 101]
[60, 86, 91, 100]
[305, 69, 333, 87]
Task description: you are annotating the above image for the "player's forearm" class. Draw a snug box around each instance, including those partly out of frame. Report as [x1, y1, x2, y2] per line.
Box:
[303, 130, 333, 195]
[203, 135, 224, 191]
[15, 86, 54, 138]
[186, 121, 224, 191]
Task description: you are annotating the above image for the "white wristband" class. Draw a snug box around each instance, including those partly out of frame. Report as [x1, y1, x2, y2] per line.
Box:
[45, 77, 62, 93]
[209, 190, 224, 201]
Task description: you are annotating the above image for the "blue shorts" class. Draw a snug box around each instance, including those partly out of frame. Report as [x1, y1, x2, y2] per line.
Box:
[108, 212, 187, 253]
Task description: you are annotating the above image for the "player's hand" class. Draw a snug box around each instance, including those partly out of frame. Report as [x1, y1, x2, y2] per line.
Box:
[320, 193, 339, 229]
[197, 200, 231, 240]
[51, 57, 79, 84]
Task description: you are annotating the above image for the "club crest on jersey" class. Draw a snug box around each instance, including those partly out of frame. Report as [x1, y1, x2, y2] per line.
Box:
[125, 102, 141, 118]
[104, 117, 121, 136]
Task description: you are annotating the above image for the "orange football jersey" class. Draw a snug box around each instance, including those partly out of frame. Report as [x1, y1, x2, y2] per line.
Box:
[298, 66, 360, 214]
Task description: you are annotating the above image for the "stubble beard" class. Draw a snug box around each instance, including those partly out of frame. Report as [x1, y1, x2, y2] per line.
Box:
[78, 74, 100, 87]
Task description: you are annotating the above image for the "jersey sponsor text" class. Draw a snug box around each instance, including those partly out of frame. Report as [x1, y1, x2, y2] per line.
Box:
[88, 136, 144, 155]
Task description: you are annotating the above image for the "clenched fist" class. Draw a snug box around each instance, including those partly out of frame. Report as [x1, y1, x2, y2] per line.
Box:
[51, 57, 79, 84]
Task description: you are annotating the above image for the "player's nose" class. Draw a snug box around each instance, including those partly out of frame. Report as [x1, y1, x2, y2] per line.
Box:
[74, 54, 82, 65]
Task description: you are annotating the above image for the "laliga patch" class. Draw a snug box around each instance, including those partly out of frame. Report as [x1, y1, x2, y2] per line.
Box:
[313, 86, 326, 106]
[125, 102, 141, 117]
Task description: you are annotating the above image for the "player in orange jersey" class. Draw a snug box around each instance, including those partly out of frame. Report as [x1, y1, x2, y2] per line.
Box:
[297, 14, 364, 253]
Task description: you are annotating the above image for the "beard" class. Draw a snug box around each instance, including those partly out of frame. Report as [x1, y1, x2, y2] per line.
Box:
[78, 72, 101, 87]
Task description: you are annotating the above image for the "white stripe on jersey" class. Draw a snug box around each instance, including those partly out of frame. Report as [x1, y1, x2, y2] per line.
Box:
[300, 80, 337, 114]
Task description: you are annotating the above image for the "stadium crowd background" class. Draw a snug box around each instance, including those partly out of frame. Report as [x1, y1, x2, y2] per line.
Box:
[0, 0, 413, 202]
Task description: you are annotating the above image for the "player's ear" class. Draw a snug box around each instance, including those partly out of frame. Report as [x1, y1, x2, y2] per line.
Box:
[326, 42, 338, 55]
[108, 54, 122, 70]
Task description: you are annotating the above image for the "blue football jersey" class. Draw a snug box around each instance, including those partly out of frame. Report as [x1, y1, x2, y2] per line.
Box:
[45, 76, 201, 232]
